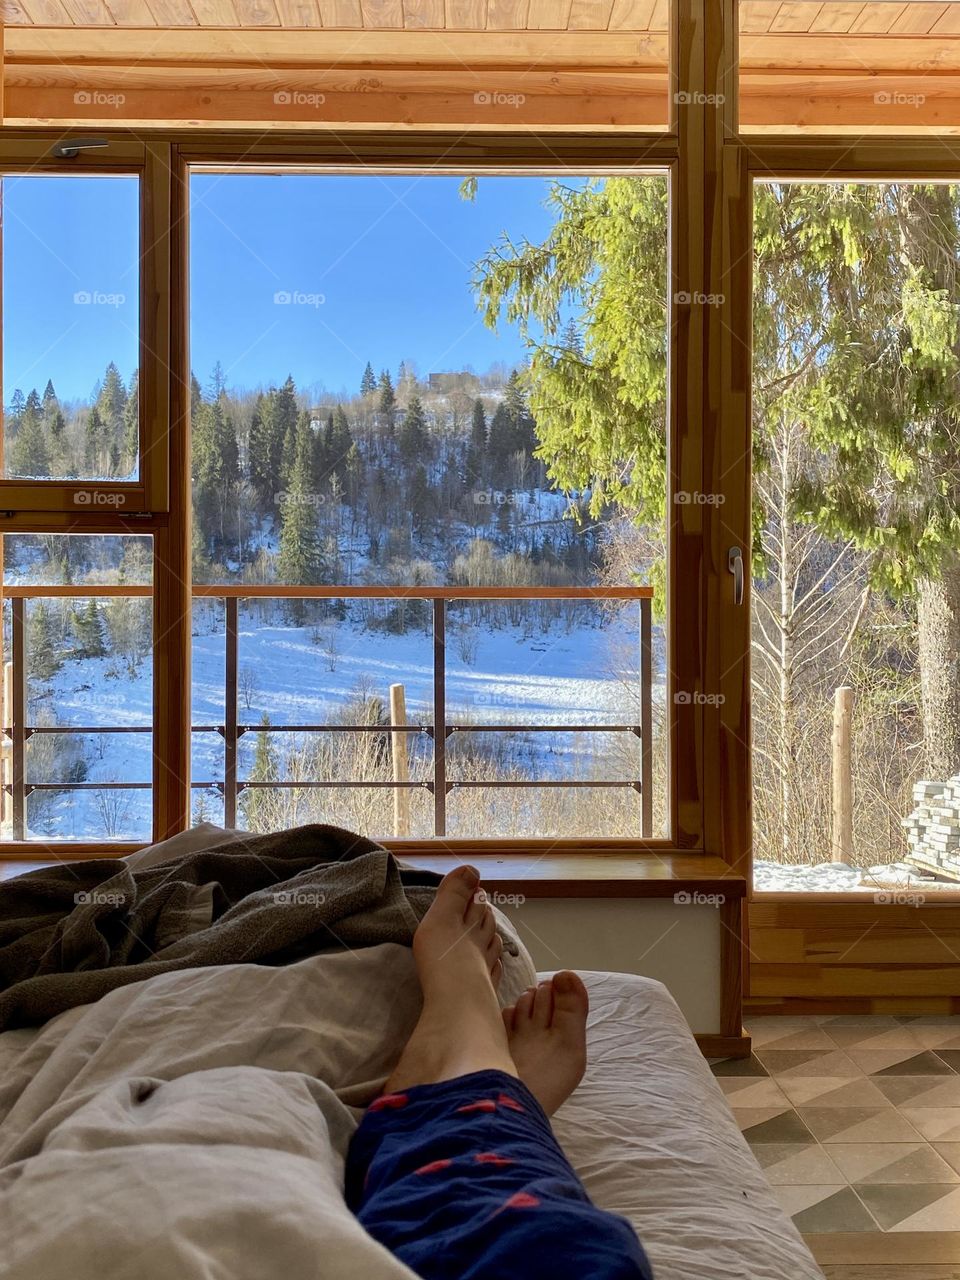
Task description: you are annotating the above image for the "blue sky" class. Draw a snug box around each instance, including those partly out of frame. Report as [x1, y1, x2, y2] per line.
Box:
[4, 173, 568, 404]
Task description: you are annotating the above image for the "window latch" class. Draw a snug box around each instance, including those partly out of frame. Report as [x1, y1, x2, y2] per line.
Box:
[727, 546, 744, 606]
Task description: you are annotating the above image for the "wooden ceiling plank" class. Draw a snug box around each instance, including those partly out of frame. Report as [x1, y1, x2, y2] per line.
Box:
[889, 2, 948, 35]
[12, 0, 71, 21]
[360, 0, 403, 25]
[608, 0, 655, 28]
[485, 0, 529, 28]
[526, 0, 572, 29]
[770, 2, 823, 34]
[808, 2, 863, 35]
[276, 0, 322, 23]
[144, 0, 197, 24]
[443, 0, 485, 26]
[59, 0, 116, 21]
[232, 0, 281, 21]
[190, 0, 241, 21]
[108, 0, 160, 23]
[739, 1, 782, 34]
[930, 5, 960, 35]
[849, 3, 905, 34]
[317, 0, 362, 23]
[403, 0, 443, 26]
[567, 0, 614, 28]
[740, 30, 960, 69]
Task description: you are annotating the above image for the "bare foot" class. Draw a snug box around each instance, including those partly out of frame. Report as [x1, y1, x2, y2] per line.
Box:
[502, 971, 589, 1115]
[382, 866, 516, 1095]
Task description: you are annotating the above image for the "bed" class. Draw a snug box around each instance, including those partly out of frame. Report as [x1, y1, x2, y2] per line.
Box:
[0, 829, 822, 1280]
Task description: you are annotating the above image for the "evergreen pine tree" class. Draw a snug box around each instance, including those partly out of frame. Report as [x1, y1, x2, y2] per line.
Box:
[9, 390, 51, 478]
[465, 398, 487, 486]
[73, 599, 107, 659]
[8, 389, 25, 425]
[398, 395, 428, 465]
[84, 405, 107, 474]
[377, 370, 396, 420]
[193, 398, 241, 553]
[242, 715, 278, 832]
[277, 425, 326, 611]
[122, 370, 139, 474]
[360, 362, 377, 397]
[29, 602, 62, 680]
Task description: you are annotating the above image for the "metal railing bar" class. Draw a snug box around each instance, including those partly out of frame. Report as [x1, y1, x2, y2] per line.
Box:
[2, 584, 652, 600]
[4, 722, 645, 737]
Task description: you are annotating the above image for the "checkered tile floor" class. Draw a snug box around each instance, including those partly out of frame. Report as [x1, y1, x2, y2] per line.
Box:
[714, 1016, 960, 1233]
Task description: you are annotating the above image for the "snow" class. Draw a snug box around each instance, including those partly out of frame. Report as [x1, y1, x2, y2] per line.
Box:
[754, 859, 949, 894]
[25, 604, 662, 841]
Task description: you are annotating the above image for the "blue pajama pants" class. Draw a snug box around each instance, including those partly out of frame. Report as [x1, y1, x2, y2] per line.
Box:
[345, 1069, 654, 1280]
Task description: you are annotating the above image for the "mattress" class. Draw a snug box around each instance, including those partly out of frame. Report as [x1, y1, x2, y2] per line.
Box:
[558, 971, 824, 1280]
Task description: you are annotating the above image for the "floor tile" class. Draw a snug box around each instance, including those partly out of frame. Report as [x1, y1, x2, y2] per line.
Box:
[756, 1048, 863, 1078]
[827, 1026, 927, 1051]
[746, 1028, 838, 1051]
[900, 1109, 960, 1142]
[872, 1076, 960, 1108]
[715, 1076, 790, 1108]
[735, 1108, 816, 1144]
[798, 1106, 922, 1144]
[850, 1049, 957, 1076]
[856, 1182, 960, 1231]
[778, 1076, 890, 1108]
[829, 1143, 960, 1185]
[709, 1053, 768, 1078]
[776, 1184, 879, 1233]
[751, 1142, 843, 1185]
[936, 1051, 960, 1073]
[933, 1142, 960, 1175]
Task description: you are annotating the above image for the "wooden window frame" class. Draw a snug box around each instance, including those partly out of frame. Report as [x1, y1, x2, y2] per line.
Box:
[0, 136, 171, 515]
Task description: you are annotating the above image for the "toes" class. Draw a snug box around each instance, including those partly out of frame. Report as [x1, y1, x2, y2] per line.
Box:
[490, 958, 504, 990]
[515, 987, 536, 1023]
[551, 970, 590, 1023]
[532, 979, 554, 1029]
[502, 1005, 516, 1034]
[464, 888, 488, 930]
[477, 905, 497, 946]
[485, 928, 503, 967]
[435, 866, 480, 921]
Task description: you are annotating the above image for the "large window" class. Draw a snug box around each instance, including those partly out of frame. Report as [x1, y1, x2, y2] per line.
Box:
[752, 178, 960, 895]
[187, 171, 669, 840]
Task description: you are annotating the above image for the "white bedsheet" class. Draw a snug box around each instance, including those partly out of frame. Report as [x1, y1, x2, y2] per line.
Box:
[0, 952, 821, 1280]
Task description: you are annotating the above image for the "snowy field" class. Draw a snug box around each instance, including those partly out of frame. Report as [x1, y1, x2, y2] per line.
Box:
[21, 604, 664, 842]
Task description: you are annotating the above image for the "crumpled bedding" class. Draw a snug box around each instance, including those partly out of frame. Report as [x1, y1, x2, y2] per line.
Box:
[0, 944, 822, 1280]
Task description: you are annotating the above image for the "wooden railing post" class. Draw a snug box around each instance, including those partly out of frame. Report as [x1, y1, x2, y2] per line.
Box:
[832, 685, 854, 864]
[640, 597, 654, 837]
[390, 682, 410, 838]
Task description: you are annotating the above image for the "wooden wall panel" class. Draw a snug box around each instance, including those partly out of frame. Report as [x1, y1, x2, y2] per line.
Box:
[748, 900, 960, 1010]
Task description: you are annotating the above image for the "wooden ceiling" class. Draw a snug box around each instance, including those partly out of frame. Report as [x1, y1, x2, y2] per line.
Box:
[2, 0, 960, 131]
[2, 0, 670, 27]
[3, 0, 960, 31]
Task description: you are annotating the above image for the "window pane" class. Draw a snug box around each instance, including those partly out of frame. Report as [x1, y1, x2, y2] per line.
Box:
[2, 174, 140, 481]
[740, 1, 960, 134]
[752, 179, 960, 895]
[2, 534, 153, 842]
[189, 171, 669, 841]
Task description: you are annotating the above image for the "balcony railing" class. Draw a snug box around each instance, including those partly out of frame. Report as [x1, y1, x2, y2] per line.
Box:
[1, 584, 654, 841]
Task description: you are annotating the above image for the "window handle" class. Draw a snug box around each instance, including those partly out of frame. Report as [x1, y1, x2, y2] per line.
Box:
[728, 546, 744, 606]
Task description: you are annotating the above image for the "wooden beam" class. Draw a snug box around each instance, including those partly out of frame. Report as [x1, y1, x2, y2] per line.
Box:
[4, 25, 666, 65]
[3, 68, 670, 128]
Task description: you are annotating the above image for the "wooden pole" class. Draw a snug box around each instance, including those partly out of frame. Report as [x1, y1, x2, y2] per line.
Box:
[390, 682, 410, 838]
[832, 685, 854, 864]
